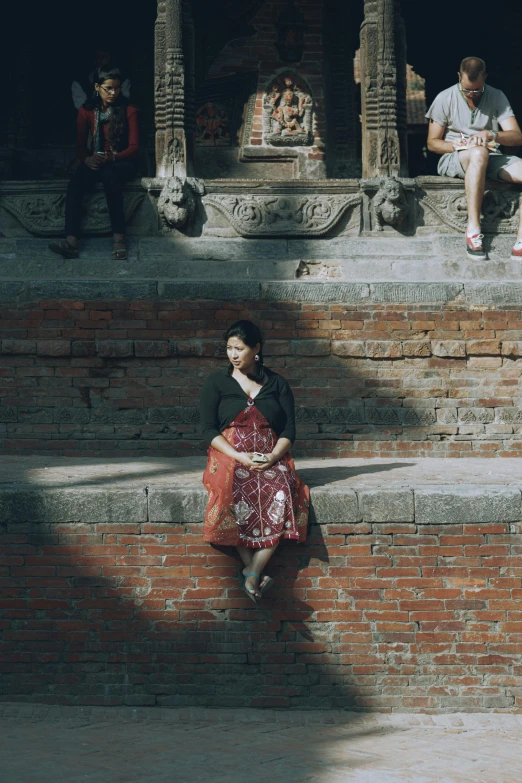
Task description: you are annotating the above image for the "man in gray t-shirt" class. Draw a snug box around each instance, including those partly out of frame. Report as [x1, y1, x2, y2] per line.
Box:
[426, 56, 522, 261]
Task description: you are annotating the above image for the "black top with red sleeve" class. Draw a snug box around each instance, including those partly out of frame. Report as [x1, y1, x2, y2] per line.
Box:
[199, 368, 297, 445]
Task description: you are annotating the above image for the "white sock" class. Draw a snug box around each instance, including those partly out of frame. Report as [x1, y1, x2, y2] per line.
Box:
[513, 240, 522, 250]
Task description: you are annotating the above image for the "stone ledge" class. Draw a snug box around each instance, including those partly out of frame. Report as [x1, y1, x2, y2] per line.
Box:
[1, 456, 521, 525]
[2, 701, 522, 726]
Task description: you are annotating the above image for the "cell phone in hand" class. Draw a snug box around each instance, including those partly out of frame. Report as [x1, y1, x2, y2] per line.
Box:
[251, 452, 269, 463]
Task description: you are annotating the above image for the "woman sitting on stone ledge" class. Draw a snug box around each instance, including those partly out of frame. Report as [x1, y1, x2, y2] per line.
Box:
[49, 67, 139, 261]
[199, 320, 309, 605]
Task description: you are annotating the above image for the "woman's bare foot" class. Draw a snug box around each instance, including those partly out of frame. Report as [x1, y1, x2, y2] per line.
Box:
[242, 567, 262, 599]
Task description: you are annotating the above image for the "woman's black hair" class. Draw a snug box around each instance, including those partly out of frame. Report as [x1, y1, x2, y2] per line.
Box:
[84, 67, 128, 151]
[225, 320, 265, 381]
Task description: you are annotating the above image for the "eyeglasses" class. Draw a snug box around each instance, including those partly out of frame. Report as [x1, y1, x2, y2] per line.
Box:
[99, 85, 121, 94]
[460, 87, 484, 95]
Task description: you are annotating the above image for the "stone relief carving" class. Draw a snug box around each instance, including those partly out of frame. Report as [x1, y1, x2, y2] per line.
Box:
[1, 191, 145, 237]
[203, 193, 361, 237]
[373, 177, 409, 231]
[155, 176, 205, 230]
[263, 73, 313, 146]
[421, 189, 521, 233]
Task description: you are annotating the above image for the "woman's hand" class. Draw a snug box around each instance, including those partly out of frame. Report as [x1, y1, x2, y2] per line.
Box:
[249, 453, 278, 472]
[236, 452, 257, 469]
[84, 156, 100, 171]
[93, 152, 108, 166]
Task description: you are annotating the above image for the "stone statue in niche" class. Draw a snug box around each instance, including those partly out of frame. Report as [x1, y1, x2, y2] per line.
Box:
[195, 103, 231, 146]
[373, 178, 409, 232]
[263, 73, 313, 146]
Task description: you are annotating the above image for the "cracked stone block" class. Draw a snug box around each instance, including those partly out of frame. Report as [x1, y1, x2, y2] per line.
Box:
[0, 406, 17, 423]
[466, 340, 501, 356]
[366, 407, 401, 425]
[329, 407, 365, 424]
[292, 340, 331, 357]
[0, 488, 148, 523]
[415, 487, 521, 524]
[359, 489, 414, 522]
[495, 407, 522, 424]
[1, 339, 36, 355]
[401, 409, 436, 426]
[36, 340, 72, 357]
[501, 341, 522, 357]
[431, 340, 466, 358]
[296, 407, 330, 424]
[53, 408, 91, 424]
[332, 341, 365, 357]
[134, 341, 169, 358]
[148, 488, 207, 522]
[458, 407, 494, 424]
[148, 407, 184, 424]
[402, 340, 432, 358]
[72, 340, 96, 357]
[365, 341, 403, 359]
[437, 409, 458, 424]
[18, 407, 53, 424]
[96, 340, 134, 358]
[309, 489, 360, 524]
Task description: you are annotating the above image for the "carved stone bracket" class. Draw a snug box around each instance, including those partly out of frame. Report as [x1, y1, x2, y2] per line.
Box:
[145, 176, 205, 230]
[202, 193, 361, 237]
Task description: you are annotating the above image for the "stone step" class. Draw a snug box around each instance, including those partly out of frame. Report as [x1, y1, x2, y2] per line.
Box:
[1, 456, 521, 525]
[1, 236, 521, 283]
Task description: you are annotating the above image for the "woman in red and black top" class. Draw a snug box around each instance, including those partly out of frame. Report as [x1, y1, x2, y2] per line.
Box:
[49, 67, 139, 261]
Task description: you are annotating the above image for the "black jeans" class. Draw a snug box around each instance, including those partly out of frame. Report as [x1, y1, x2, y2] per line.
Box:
[65, 160, 137, 237]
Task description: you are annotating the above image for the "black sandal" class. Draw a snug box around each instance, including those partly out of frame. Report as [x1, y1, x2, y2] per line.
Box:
[111, 241, 127, 260]
[48, 240, 79, 259]
[259, 575, 275, 595]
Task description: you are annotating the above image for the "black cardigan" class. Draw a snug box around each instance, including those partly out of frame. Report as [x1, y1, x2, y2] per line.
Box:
[199, 368, 296, 446]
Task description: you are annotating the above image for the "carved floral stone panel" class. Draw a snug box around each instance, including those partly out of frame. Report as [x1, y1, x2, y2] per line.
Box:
[262, 73, 313, 146]
[0, 189, 145, 237]
[420, 188, 521, 233]
[202, 193, 361, 236]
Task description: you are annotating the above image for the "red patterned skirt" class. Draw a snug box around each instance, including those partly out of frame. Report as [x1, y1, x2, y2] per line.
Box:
[203, 403, 309, 548]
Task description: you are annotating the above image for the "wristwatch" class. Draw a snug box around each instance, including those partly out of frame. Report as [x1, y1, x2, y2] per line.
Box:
[490, 130, 498, 142]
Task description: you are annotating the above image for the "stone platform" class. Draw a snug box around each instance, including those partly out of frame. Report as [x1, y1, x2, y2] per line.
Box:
[1, 456, 522, 713]
[1, 703, 521, 783]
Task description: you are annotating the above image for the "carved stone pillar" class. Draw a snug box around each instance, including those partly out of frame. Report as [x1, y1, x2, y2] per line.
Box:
[359, 0, 408, 178]
[155, 0, 194, 178]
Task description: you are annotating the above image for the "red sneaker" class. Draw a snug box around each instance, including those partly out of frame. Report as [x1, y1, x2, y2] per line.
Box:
[511, 241, 522, 260]
[466, 233, 486, 260]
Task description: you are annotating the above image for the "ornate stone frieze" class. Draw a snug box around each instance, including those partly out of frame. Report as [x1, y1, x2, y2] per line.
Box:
[262, 73, 313, 146]
[202, 193, 361, 237]
[372, 177, 409, 231]
[0, 186, 145, 237]
[421, 189, 521, 233]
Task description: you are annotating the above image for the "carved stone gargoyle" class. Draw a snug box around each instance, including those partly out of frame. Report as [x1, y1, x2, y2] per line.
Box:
[373, 177, 409, 232]
[156, 177, 205, 230]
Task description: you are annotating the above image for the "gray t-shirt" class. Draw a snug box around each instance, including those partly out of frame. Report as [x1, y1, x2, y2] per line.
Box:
[425, 84, 515, 155]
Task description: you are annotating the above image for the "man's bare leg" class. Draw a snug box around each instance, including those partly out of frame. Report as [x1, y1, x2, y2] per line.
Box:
[498, 161, 522, 244]
[459, 146, 490, 235]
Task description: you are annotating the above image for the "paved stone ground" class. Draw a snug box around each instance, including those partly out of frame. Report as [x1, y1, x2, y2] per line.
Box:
[1, 455, 522, 490]
[0, 705, 521, 783]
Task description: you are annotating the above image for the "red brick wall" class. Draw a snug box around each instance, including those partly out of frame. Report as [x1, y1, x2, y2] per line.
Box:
[208, 0, 326, 159]
[1, 296, 522, 458]
[0, 517, 520, 710]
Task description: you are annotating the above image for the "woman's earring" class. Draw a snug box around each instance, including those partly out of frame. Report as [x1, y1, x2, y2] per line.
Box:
[255, 355, 260, 362]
